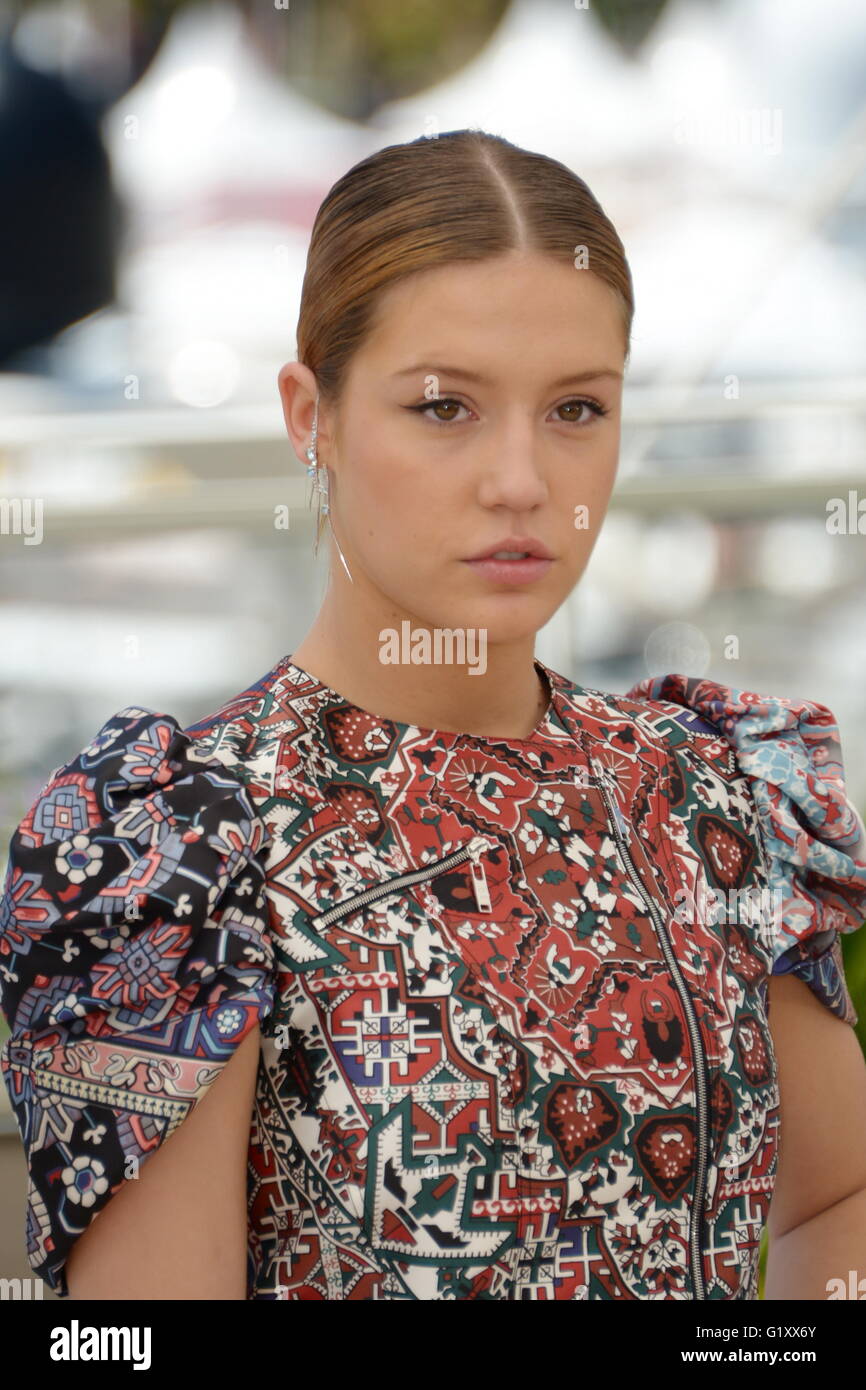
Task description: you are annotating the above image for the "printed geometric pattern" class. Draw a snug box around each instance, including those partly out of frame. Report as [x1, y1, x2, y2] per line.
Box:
[1, 656, 864, 1300]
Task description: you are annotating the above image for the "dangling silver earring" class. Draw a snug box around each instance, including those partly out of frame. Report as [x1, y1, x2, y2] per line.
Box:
[305, 391, 353, 583]
[305, 392, 328, 515]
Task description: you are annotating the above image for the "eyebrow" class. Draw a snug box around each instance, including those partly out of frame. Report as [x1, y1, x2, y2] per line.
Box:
[390, 363, 623, 387]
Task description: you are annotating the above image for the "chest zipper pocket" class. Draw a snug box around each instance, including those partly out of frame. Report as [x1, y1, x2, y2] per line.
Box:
[310, 834, 494, 931]
[587, 755, 711, 1302]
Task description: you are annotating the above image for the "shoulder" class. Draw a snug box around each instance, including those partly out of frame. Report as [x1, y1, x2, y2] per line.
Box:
[624, 672, 866, 1025]
[2, 652, 310, 933]
[547, 664, 739, 781]
[9, 700, 268, 862]
[1, 697, 279, 1022]
[183, 655, 325, 808]
[623, 671, 864, 847]
[549, 663, 722, 738]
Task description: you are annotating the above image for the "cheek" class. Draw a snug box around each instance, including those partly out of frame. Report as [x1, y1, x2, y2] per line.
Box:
[555, 445, 618, 528]
[340, 449, 439, 557]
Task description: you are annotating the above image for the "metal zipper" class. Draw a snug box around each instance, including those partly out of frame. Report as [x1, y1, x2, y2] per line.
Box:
[588, 756, 710, 1301]
[310, 834, 493, 930]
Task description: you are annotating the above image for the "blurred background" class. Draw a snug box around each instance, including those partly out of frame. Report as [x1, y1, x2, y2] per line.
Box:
[0, 0, 864, 1296]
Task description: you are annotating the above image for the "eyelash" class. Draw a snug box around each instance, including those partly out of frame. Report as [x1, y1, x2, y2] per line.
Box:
[407, 395, 610, 426]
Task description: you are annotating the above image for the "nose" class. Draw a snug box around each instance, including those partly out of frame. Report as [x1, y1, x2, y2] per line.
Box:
[474, 412, 549, 512]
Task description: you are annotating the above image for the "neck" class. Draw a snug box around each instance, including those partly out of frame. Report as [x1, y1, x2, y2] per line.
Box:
[291, 592, 549, 740]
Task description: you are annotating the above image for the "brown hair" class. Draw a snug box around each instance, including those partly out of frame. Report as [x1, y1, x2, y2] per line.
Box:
[296, 129, 633, 538]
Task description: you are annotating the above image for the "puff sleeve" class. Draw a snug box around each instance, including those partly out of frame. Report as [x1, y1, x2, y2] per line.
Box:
[625, 674, 866, 1026]
[0, 706, 277, 1297]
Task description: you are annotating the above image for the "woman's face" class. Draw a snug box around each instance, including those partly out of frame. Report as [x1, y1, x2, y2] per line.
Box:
[323, 249, 625, 645]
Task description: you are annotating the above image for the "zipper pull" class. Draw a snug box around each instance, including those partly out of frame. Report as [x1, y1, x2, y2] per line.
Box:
[590, 758, 629, 834]
[466, 835, 492, 913]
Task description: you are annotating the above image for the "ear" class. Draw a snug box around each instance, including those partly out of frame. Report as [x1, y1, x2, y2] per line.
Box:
[277, 361, 319, 467]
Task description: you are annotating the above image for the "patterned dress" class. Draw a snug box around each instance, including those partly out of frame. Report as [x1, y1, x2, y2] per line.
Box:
[2, 654, 866, 1300]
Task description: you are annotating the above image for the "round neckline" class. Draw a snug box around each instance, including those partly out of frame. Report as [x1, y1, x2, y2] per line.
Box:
[279, 653, 571, 745]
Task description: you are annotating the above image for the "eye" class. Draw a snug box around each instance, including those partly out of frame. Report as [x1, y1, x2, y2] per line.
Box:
[407, 396, 470, 425]
[554, 397, 610, 425]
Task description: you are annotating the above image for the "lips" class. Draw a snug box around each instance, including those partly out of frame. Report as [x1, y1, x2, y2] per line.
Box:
[462, 554, 554, 587]
[465, 536, 553, 561]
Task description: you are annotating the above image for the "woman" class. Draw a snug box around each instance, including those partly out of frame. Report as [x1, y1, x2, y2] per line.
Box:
[3, 130, 866, 1302]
